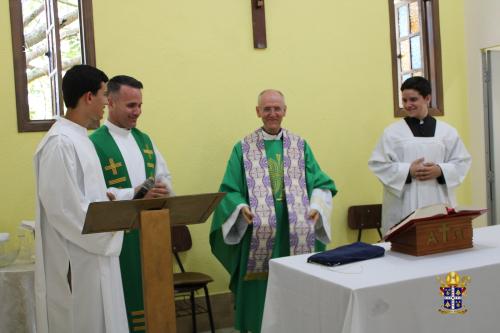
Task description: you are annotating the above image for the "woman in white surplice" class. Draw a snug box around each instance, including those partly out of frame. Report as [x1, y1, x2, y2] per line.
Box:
[34, 65, 128, 333]
[369, 77, 471, 234]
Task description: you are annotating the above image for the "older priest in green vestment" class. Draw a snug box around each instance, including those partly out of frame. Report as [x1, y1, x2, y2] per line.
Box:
[210, 89, 337, 333]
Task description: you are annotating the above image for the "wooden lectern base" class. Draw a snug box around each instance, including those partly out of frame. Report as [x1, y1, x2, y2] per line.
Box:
[390, 216, 473, 256]
[140, 209, 176, 333]
[82, 193, 226, 333]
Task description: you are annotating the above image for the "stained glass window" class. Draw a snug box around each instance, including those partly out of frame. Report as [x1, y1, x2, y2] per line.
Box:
[389, 0, 443, 116]
[395, 1, 424, 87]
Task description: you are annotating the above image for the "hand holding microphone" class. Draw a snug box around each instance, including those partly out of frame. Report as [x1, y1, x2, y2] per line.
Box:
[133, 178, 155, 199]
[133, 178, 170, 199]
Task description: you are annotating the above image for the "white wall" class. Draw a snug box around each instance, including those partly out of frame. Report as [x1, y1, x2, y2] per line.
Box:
[464, 0, 500, 226]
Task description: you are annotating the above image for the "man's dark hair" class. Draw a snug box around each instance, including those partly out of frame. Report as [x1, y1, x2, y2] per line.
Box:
[62, 65, 108, 108]
[400, 76, 432, 97]
[107, 75, 143, 95]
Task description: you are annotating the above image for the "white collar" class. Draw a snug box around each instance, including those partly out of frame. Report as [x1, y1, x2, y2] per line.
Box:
[262, 128, 283, 141]
[59, 117, 88, 137]
[105, 119, 131, 137]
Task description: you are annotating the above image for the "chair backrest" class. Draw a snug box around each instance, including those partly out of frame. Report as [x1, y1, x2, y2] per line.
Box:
[347, 204, 382, 230]
[171, 225, 192, 273]
[171, 225, 192, 253]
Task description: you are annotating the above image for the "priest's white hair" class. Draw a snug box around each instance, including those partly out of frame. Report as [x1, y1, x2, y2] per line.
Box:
[257, 89, 286, 106]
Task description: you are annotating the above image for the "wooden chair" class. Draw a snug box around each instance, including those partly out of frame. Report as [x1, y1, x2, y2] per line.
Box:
[171, 225, 215, 333]
[347, 204, 383, 242]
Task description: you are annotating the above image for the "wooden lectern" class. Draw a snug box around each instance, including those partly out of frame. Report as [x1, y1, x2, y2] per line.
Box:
[386, 210, 485, 256]
[82, 193, 225, 333]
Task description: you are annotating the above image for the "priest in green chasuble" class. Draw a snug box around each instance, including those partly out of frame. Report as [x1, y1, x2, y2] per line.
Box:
[90, 75, 174, 332]
[210, 89, 337, 333]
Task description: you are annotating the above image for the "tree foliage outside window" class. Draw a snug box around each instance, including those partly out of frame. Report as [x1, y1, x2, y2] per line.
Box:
[389, 0, 443, 117]
[9, 0, 96, 132]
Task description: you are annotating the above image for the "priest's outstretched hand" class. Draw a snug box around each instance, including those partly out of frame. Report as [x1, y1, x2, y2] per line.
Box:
[308, 209, 320, 224]
[242, 206, 254, 224]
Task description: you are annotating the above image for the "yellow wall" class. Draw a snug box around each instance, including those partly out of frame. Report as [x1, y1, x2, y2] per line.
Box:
[0, 0, 471, 294]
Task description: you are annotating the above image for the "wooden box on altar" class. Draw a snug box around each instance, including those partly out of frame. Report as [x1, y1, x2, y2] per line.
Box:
[389, 215, 474, 256]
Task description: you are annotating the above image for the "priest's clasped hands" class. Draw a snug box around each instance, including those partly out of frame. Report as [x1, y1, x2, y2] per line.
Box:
[410, 157, 443, 181]
[241, 206, 320, 224]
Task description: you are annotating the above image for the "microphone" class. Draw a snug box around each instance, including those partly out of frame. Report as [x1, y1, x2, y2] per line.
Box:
[133, 178, 155, 199]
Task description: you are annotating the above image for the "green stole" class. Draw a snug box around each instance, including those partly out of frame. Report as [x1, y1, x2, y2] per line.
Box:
[90, 125, 156, 332]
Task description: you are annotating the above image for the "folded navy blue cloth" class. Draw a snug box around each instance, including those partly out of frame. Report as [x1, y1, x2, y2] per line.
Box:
[307, 242, 385, 266]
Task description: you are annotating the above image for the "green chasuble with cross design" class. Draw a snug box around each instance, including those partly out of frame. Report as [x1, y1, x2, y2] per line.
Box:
[210, 138, 337, 333]
[90, 125, 156, 333]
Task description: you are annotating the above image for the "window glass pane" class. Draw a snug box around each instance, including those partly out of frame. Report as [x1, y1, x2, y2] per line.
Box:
[398, 5, 409, 38]
[28, 75, 54, 120]
[22, 0, 55, 121]
[402, 73, 411, 81]
[58, 0, 82, 78]
[400, 39, 411, 72]
[410, 35, 422, 69]
[409, 1, 420, 34]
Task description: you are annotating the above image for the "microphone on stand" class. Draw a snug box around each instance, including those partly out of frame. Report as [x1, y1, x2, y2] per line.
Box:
[133, 178, 155, 199]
